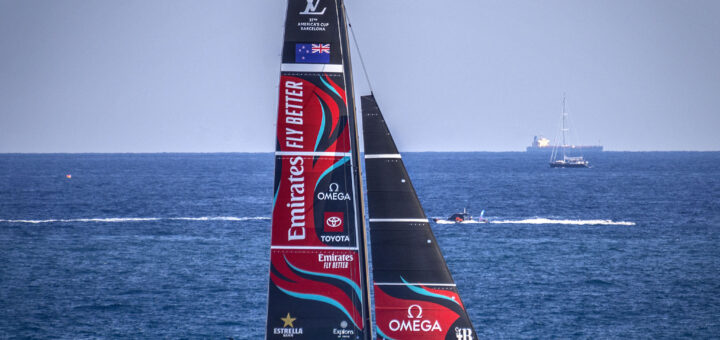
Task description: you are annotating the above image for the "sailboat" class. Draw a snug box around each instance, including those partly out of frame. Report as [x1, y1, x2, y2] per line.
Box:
[266, 0, 478, 339]
[550, 95, 590, 168]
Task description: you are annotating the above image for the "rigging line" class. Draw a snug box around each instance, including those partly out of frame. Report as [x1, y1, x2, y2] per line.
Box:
[346, 15, 374, 94]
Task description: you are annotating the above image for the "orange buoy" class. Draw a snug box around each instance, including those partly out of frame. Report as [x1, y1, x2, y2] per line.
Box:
[66, 174, 72, 179]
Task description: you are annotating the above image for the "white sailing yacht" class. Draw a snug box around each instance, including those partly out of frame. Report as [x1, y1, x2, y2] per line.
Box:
[550, 94, 590, 168]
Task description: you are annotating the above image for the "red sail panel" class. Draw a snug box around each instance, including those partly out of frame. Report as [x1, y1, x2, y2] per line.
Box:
[375, 285, 471, 339]
[269, 249, 364, 329]
[266, 1, 370, 339]
[271, 153, 358, 247]
[277, 75, 350, 154]
[374, 285, 474, 340]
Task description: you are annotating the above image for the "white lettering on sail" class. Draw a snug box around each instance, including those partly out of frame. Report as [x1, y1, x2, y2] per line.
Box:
[298, 20, 330, 32]
[287, 156, 306, 240]
[284, 81, 304, 149]
[316, 182, 351, 201]
[320, 235, 350, 243]
[299, 0, 326, 15]
[318, 253, 353, 269]
[388, 305, 442, 333]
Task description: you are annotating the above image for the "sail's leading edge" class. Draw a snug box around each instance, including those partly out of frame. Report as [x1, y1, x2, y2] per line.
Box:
[266, 0, 371, 338]
[362, 95, 478, 340]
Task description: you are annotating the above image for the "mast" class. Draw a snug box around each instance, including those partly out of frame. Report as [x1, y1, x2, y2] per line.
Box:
[266, 0, 371, 338]
[337, 0, 373, 336]
[562, 93, 567, 159]
[361, 95, 478, 339]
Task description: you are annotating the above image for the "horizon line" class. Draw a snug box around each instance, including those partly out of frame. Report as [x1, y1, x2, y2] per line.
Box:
[1, 150, 719, 155]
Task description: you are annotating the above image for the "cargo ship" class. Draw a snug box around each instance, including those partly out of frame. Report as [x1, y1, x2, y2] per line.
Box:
[526, 136, 603, 153]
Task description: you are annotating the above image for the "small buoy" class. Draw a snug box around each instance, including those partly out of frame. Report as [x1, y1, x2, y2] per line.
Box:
[66, 174, 72, 179]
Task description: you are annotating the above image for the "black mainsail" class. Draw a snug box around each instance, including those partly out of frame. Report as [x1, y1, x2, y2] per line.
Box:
[362, 94, 478, 339]
[266, 0, 371, 338]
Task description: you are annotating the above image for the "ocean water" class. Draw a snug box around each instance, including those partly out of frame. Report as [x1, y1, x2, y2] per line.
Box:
[1, 152, 719, 339]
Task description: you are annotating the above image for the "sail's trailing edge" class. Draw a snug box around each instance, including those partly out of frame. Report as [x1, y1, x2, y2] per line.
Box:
[266, 0, 370, 338]
[362, 94, 478, 340]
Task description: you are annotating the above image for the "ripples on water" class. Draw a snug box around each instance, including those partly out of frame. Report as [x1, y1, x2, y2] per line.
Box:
[1, 152, 719, 338]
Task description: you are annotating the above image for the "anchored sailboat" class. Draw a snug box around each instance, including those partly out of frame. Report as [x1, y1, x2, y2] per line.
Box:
[267, 1, 477, 338]
[550, 95, 590, 168]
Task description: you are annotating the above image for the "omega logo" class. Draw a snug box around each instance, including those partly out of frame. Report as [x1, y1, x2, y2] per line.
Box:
[388, 305, 442, 333]
[316, 182, 351, 201]
[407, 304, 423, 318]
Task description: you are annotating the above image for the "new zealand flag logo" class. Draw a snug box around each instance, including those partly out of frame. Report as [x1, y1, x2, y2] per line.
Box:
[295, 43, 331, 63]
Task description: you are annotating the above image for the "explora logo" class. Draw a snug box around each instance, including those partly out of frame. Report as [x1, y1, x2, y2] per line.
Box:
[388, 305, 442, 333]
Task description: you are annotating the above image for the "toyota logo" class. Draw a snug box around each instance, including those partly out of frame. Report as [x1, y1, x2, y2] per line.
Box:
[326, 216, 342, 228]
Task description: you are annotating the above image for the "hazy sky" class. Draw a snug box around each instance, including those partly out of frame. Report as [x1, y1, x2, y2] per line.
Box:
[1, 0, 718, 152]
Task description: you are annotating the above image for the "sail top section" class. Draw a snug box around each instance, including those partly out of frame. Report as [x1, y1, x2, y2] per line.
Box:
[276, 0, 351, 155]
[361, 95, 401, 156]
[282, 0, 344, 67]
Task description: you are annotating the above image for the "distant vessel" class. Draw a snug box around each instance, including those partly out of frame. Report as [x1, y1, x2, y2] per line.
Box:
[550, 95, 590, 168]
[527, 136, 603, 153]
[433, 208, 488, 223]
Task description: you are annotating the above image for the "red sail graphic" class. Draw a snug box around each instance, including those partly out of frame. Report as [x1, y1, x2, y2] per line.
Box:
[271, 153, 357, 247]
[374, 286, 463, 338]
[277, 75, 349, 154]
[266, 1, 371, 339]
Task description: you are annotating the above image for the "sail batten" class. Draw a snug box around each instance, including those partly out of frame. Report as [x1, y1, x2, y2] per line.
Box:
[375, 282, 458, 287]
[272, 246, 359, 250]
[365, 154, 402, 159]
[368, 218, 429, 223]
[275, 151, 351, 157]
[281, 63, 345, 73]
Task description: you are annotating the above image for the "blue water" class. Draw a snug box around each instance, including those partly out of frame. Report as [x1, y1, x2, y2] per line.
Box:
[1, 152, 719, 338]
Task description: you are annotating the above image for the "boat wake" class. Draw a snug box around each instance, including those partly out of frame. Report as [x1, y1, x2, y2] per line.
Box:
[0, 216, 271, 224]
[490, 218, 635, 226]
[1, 216, 633, 226]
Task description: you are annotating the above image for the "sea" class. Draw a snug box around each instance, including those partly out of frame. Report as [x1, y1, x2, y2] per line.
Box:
[1, 152, 719, 339]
